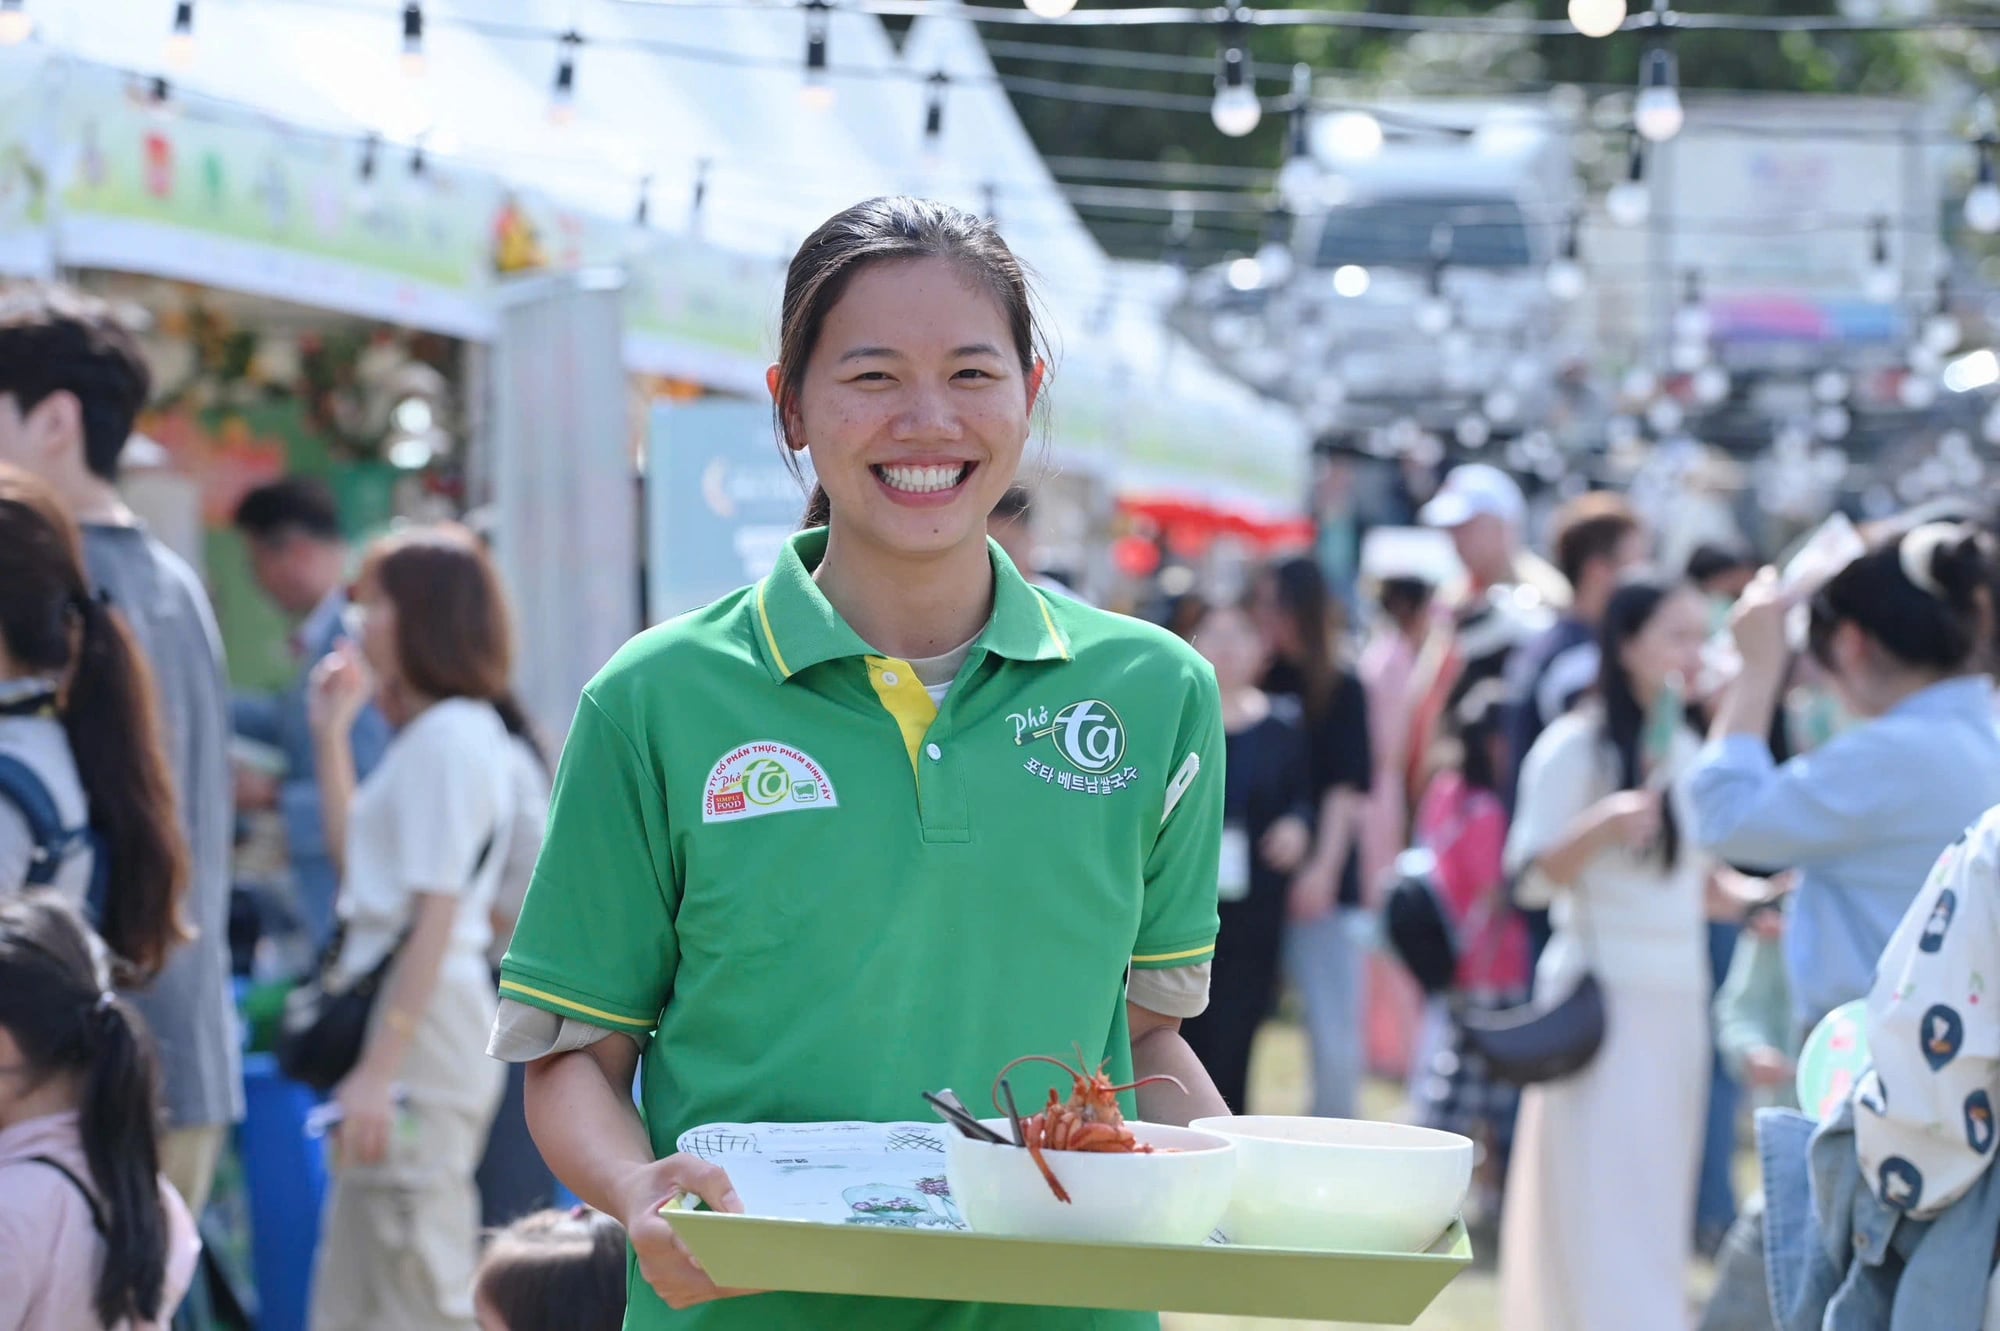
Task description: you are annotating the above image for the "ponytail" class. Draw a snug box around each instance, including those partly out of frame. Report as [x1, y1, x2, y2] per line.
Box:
[81, 992, 170, 1330]
[0, 895, 172, 1331]
[63, 594, 190, 983]
[801, 484, 831, 531]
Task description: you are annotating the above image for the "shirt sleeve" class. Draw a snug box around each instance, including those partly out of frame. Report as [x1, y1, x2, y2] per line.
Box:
[1131, 663, 1225, 972]
[1318, 673, 1372, 796]
[0, 800, 34, 892]
[1126, 961, 1212, 1019]
[1505, 719, 1599, 910]
[1854, 809, 2000, 1220]
[495, 689, 679, 1039]
[1713, 926, 1794, 1082]
[1681, 731, 1892, 872]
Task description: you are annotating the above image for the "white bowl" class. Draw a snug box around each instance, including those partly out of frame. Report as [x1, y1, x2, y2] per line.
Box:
[1189, 1116, 1472, 1253]
[944, 1119, 1236, 1246]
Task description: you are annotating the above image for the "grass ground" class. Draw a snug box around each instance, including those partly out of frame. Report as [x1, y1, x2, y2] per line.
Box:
[1161, 1021, 1732, 1331]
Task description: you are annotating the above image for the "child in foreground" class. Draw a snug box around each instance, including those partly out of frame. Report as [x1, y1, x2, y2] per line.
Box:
[473, 1206, 628, 1331]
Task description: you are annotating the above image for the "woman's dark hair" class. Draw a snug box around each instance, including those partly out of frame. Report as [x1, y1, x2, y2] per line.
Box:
[1450, 678, 1508, 794]
[1377, 576, 1432, 630]
[357, 523, 545, 769]
[0, 893, 170, 1329]
[0, 465, 188, 981]
[773, 197, 1047, 529]
[1264, 556, 1344, 717]
[474, 1207, 628, 1331]
[1808, 522, 1995, 676]
[1597, 576, 1699, 868]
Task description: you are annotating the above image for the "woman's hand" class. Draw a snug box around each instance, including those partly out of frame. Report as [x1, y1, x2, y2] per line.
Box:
[1591, 790, 1663, 853]
[1728, 570, 1791, 680]
[1287, 861, 1339, 922]
[1260, 816, 1312, 875]
[617, 1155, 760, 1310]
[1743, 1045, 1796, 1089]
[329, 1062, 397, 1168]
[308, 643, 374, 740]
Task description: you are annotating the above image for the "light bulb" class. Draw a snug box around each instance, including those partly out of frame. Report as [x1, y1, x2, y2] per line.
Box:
[1332, 264, 1370, 298]
[1277, 156, 1317, 208]
[0, 3, 30, 46]
[1693, 365, 1730, 405]
[1634, 86, 1683, 144]
[1674, 303, 1711, 343]
[1212, 86, 1262, 138]
[1567, 0, 1627, 38]
[1455, 415, 1491, 449]
[1607, 181, 1650, 227]
[1812, 369, 1850, 403]
[1225, 258, 1263, 292]
[1621, 367, 1658, 401]
[1900, 374, 1938, 411]
[1025, 0, 1079, 13]
[1908, 343, 1943, 375]
[1646, 398, 1684, 435]
[1814, 405, 1851, 441]
[548, 99, 576, 128]
[400, 49, 426, 79]
[1255, 241, 1294, 286]
[1967, 183, 2000, 235]
[1863, 264, 1899, 303]
[1671, 339, 1708, 373]
[1546, 259, 1586, 301]
[1415, 297, 1453, 336]
[165, 31, 195, 70]
[1483, 389, 1520, 423]
[1924, 312, 1962, 354]
[1318, 111, 1383, 161]
[800, 81, 837, 114]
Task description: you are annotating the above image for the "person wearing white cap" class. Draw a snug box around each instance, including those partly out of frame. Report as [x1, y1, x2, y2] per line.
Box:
[1417, 463, 1569, 607]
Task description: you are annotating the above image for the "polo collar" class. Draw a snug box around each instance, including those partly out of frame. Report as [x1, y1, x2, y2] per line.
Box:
[754, 528, 1070, 683]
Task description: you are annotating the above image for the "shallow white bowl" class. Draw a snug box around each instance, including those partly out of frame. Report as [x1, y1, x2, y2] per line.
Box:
[1189, 1116, 1472, 1253]
[944, 1118, 1236, 1246]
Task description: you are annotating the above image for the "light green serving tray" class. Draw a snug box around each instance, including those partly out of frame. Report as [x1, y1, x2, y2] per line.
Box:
[667, 1207, 1472, 1324]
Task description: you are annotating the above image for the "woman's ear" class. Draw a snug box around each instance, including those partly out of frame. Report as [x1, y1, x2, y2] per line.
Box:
[766, 364, 807, 452]
[1025, 358, 1048, 414]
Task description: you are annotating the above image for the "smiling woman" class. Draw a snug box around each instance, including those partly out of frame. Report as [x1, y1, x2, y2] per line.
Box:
[492, 196, 1234, 1331]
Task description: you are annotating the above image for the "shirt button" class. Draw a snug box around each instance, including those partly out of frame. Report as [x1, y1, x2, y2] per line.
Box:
[882, 671, 900, 686]
[926, 743, 943, 761]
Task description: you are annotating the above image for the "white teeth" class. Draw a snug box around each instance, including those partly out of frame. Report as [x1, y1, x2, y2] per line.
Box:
[877, 464, 967, 494]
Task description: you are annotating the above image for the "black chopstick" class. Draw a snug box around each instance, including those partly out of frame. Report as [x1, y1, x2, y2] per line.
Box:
[923, 1090, 1010, 1145]
[999, 1079, 1026, 1147]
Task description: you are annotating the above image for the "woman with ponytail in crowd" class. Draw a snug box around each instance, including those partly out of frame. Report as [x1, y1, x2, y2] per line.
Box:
[0, 892, 202, 1330]
[0, 464, 188, 980]
[305, 521, 534, 1331]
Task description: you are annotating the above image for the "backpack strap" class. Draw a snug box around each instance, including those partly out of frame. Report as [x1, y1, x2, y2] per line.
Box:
[22, 1154, 108, 1236]
[0, 752, 92, 890]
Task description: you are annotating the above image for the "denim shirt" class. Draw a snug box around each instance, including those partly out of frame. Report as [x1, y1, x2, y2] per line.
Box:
[1683, 677, 2000, 1039]
[1760, 1099, 2000, 1331]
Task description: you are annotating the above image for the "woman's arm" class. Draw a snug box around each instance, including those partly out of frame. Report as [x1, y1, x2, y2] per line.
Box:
[329, 890, 458, 1164]
[1128, 1002, 1230, 1124]
[525, 1039, 755, 1310]
[306, 646, 370, 879]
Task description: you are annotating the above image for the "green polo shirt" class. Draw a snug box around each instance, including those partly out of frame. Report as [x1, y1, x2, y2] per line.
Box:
[499, 529, 1224, 1331]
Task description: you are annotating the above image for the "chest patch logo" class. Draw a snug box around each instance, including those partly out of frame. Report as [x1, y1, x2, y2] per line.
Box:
[1011, 699, 1140, 796]
[702, 742, 838, 823]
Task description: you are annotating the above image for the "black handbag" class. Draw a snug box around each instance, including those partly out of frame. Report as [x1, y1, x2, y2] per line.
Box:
[1455, 970, 1606, 1085]
[1382, 849, 1460, 998]
[276, 830, 496, 1092]
[1454, 867, 1607, 1086]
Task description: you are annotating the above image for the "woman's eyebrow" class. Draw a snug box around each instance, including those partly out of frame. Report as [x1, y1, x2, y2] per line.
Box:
[837, 345, 902, 362]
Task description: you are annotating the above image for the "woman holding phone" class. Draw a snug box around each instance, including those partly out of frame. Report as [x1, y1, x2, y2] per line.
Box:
[490, 197, 1229, 1331]
[1499, 575, 1713, 1331]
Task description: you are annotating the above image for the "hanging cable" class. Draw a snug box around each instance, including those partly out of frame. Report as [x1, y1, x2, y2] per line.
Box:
[358, 132, 380, 186]
[924, 69, 949, 145]
[800, 0, 834, 112]
[983, 181, 1000, 223]
[550, 30, 580, 125]
[400, 2, 425, 78]
[1966, 99, 2000, 235]
[1276, 63, 1315, 206]
[165, 2, 196, 72]
[635, 175, 652, 227]
[1864, 213, 1897, 302]
[691, 158, 710, 233]
[1210, 9, 1260, 138]
[410, 138, 427, 177]
[1546, 208, 1586, 300]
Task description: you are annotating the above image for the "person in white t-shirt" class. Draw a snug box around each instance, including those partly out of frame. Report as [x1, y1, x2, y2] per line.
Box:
[305, 522, 531, 1331]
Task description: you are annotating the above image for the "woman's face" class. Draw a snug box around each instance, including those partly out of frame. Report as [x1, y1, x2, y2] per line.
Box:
[1248, 576, 1298, 660]
[1619, 587, 1708, 701]
[348, 577, 402, 694]
[1195, 606, 1267, 692]
[775, 257, 1042, 563]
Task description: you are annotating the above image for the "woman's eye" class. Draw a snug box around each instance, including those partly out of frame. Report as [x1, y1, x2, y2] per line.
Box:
[954, 367, 993, 380]
[851, 371, 892, 383]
